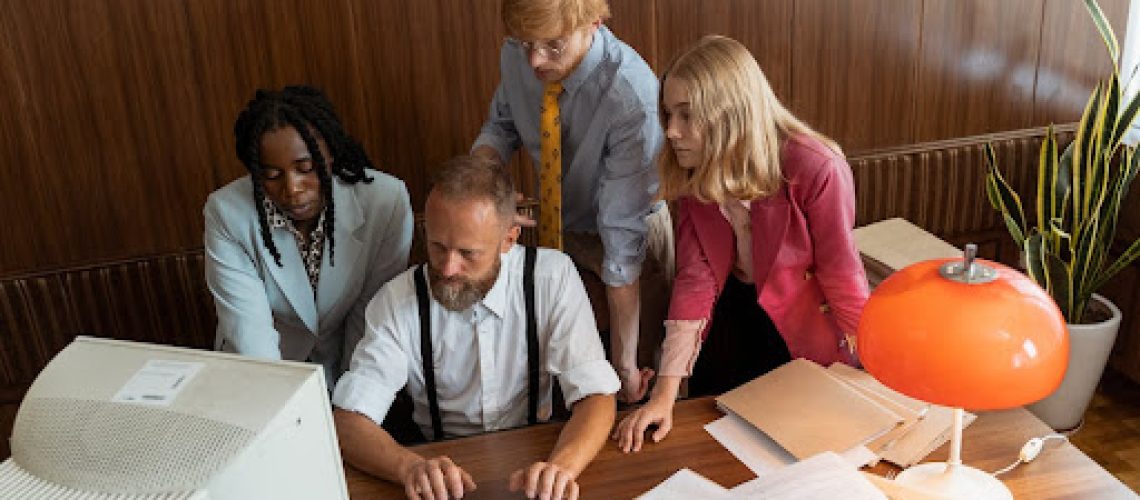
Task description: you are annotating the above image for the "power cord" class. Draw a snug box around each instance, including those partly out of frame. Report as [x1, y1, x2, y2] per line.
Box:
[991, 434, 1068, 476]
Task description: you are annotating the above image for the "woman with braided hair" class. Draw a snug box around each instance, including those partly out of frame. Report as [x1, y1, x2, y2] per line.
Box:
[205, 85, 413, 385]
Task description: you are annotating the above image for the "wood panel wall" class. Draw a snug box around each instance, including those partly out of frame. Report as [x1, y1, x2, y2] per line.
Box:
[0, 0, 1130, 277]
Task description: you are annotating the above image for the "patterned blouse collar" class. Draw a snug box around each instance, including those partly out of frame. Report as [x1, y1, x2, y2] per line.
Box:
[264, 198, 326, 295]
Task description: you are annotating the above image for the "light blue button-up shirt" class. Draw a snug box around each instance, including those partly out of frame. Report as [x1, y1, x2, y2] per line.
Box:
[473, 26, 663, 287]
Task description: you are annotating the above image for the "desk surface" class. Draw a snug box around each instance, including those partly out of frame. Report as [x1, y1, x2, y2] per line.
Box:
[346, 397, 1136, 499]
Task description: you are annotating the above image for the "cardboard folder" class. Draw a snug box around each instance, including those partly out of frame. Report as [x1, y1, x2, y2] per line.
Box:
[715, 359, 903, 460]
[826, 362, 976, 467]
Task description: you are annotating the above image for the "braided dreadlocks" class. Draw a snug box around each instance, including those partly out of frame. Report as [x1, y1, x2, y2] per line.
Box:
[233, 85, 374, 267]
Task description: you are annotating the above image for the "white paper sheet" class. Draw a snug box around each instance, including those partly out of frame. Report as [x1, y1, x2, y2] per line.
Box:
[112, 360, 203, 406]
[704, 413, 796, 476]
[728, 452, 887, 499]
[705, 414, 879, 474]
[636, 468, 731, 499]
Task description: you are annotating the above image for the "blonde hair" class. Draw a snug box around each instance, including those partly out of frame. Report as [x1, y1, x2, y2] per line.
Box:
[658, 35, 841, 204]
[502, 0, 611, 39]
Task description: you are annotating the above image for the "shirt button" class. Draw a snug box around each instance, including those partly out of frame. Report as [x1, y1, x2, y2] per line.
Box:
[819, 303, 831, 313]
[804, 271, 813, 280]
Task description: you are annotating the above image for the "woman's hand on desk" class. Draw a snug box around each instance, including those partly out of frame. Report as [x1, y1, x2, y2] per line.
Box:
[612, 375, 682, 452]
[400, 455, 475, 500]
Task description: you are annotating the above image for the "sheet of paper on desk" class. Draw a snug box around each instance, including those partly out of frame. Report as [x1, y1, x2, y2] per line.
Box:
[729, 452, 887, 499]
[704, 413, 878, 475]
[636, 468, 730, 499]
[704, 412, 795, 475]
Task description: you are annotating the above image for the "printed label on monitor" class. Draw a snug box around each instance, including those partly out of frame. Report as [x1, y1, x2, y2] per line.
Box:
[112, 359, 204, 406]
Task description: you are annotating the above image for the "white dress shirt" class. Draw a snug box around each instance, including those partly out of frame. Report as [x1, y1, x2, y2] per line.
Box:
[332, 245, 619, 439]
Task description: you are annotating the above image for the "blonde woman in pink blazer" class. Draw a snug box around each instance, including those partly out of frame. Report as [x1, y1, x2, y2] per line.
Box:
[613, 35, 869, 452]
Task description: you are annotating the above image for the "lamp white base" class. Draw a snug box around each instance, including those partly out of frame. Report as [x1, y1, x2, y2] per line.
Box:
[895, 462, 1012, 500]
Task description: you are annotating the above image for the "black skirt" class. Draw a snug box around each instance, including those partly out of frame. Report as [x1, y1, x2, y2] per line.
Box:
[688, 274, 792, 397]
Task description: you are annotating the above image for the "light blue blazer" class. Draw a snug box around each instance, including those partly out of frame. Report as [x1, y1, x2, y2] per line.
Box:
[204, 171, 413, 384]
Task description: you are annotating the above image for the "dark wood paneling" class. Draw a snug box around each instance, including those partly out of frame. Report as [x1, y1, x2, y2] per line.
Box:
[608, 0, 659, 70]
[0, 0, 1130, 278]
[656, 0, 793, 101]
[348, 0, 505, 209]
[184, 0, 370, 187]
[0, 403, 15, 459]
[0, 250, 214, 390]
[791, 0, 922, 153]
[1034, 0, 1130, 125]
[0, 1, 215, 275]
[915, 0, 1044, 142]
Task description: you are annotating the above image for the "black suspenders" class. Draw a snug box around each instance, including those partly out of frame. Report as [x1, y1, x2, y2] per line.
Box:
[523, 246, 540, 428]
[413, 246, 539, 441]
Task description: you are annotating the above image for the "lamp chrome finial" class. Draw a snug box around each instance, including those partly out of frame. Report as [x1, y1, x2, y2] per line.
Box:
[939, 243, 997, 284]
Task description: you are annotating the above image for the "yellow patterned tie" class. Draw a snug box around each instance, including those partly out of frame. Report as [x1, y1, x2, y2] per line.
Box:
[538, 82, 564, 249]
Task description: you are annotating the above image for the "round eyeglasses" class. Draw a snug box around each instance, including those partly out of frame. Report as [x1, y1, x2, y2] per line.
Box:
[507, 37, 568, 60]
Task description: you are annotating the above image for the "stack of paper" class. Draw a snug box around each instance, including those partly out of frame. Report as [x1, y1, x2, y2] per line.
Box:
[716, 359, 904, 460]
[826, 363, 975, 467]
[853, 217, 962, 287]
[713, 358, 973, 469]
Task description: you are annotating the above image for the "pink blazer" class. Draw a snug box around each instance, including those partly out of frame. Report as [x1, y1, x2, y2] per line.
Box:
[668, 136, 869, 366]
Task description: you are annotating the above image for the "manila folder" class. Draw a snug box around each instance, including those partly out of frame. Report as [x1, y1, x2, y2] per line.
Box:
[715, 358, 901, 460]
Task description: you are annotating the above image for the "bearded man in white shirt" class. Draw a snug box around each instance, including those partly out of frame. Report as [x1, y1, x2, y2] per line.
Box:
[332, 155, 619, 500]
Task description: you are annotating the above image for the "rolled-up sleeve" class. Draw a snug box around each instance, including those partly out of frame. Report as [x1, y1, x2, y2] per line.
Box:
[472, 47, 521, 164]
[332, 290, 409, 426]
[595, 98, 663, 287]
[542, 255, 620, 407]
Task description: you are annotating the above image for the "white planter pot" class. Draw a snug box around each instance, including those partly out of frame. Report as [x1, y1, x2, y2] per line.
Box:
[1027, 294, 1122, 431]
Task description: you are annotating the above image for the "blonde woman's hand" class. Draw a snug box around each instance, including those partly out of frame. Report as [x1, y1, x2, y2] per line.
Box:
[611, 394, 675, 453]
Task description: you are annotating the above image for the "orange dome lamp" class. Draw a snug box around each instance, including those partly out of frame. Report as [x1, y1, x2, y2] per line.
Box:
[857, 244, 1068, 499]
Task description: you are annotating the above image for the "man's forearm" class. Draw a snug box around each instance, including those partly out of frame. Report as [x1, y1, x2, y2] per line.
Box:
[548, 394, 617, 475]
[333, 409, 423, 484]
[606, 279, 641, 376]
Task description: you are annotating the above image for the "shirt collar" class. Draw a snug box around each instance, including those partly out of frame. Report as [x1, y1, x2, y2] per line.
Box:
[477, 246, 516, 319]
[560, 25, 606, 94]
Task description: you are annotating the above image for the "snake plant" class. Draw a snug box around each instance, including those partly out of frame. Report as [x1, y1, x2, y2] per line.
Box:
[985, 0, 1140, 324]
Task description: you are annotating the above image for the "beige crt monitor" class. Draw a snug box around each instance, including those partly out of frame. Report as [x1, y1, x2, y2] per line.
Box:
[0, 337, 348, 499]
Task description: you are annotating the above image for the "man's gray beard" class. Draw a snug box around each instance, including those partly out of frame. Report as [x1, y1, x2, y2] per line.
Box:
[429, 260, 500, 312]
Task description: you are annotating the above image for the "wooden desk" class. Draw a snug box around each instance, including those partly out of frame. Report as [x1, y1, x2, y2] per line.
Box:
[346, 397, 1136, 499]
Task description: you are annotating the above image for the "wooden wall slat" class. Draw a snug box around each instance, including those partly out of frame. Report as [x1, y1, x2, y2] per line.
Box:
[0, 1, 216, 272]
[347, 0, 505, 209]
[184, 0, 370, 186]
[655, 0, 793, 101]
[914, 0, 1044, 142]
[0, 0, 1130, 278]
[1035, 0, 1129, 125]
[608, 0, 659, 70]
[791, 0, 922, 153]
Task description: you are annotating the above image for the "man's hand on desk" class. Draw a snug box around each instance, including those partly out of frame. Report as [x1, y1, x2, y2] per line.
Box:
[509, 461, 580, 500]
[400, 455, 476, 500]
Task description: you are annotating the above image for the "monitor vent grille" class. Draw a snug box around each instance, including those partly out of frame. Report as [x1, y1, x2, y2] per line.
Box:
[11, 398, 255, 494]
